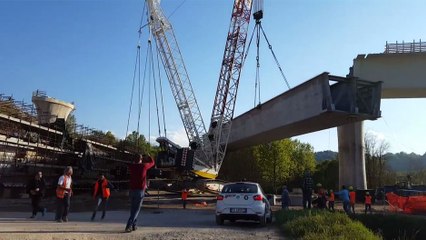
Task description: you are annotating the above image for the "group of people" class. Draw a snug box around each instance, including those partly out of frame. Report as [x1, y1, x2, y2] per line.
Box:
[26, 153, 155, 233]
[281, 171, 373, 214]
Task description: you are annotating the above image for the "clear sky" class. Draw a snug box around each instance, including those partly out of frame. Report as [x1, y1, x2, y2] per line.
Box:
[1, 0, 426, 155]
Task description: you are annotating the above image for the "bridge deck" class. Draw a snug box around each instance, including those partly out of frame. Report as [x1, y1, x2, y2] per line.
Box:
[228, 72, 382, 149]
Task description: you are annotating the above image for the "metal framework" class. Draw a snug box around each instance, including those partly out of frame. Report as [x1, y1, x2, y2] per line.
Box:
[146, 0, 209, 169]
[384, 40, 425, 54]
[208, 0, 253, 172]
[146, 0, 254, 177]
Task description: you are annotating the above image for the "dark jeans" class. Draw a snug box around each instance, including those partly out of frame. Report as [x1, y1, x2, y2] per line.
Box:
[30, 195, 44, 216]
[302, 192, 312, 209]
[365, 204, 372, 214]
[92, 197, 108, 219]
[343, 200, 350, 214]
[126, 190, 145, 229]
[55, 194, 70, 220]
[328, 201, 335, 211]
[182, 199, 187, 209]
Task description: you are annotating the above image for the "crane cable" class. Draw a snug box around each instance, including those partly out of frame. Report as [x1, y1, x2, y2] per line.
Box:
[126, 1, 146, 143]
[148, 37, 164, 139]
[127, 1, 171, 152]
[242, 13, 291, 108]
[259, 23, 291, 90]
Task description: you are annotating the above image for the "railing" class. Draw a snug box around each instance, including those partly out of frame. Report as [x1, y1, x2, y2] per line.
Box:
[384, 40, 426, 54]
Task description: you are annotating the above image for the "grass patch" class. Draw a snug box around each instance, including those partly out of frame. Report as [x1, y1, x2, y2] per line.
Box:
[276, 210, 379, 240]
[352, 213, 426, 240]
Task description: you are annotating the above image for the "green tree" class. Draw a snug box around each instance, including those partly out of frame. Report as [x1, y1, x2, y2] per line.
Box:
[313, 159, 339, 191]
[219, 139, 316, 193]
[118, 131, 152, 154]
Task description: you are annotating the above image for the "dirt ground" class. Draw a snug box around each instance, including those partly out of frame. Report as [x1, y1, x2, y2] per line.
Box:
[0, 195, 283, 240]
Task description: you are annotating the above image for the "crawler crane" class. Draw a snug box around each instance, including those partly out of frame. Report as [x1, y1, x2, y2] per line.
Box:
[147, 0, 258, 179]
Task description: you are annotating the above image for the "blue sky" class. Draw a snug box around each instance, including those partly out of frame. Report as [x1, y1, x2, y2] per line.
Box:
[1, 0, 426, 154]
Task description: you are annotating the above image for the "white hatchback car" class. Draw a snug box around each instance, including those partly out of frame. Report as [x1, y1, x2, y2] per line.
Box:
[215, 182, 272, 225]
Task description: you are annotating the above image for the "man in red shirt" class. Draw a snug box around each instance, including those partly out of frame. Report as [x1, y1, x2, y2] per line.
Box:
[125, 154, 155, 232]
[181, 188, 188, 209]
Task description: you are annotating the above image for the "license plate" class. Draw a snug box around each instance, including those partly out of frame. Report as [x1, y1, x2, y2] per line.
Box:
[230, 208, 247, 213]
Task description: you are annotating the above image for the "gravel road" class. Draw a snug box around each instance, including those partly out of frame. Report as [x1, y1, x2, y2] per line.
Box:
[0, 208, 283, 240]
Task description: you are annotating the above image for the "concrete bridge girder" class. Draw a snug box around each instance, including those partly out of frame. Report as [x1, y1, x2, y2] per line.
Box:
[228, 72, 382, 150]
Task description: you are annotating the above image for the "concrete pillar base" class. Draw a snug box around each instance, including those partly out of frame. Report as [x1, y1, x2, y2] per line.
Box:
[337, 121, 367, 189]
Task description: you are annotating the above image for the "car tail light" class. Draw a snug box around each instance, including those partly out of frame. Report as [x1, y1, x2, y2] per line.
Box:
[217, 195, 224, 201]
[253, 194, 263, 201]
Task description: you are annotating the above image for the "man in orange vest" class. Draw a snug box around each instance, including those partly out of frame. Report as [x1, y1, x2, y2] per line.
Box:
[349, 186, 356, 214]
[328, 189, 335, 212]
[91, 173, 114, 221]
[364, 191, 372, 214]
[55, 166, 73, 222]
[181, 188, 188, 209]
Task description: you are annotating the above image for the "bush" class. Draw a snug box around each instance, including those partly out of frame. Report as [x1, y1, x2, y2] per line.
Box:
[352, 214, 426, 240]
[276, 210, 379, 240]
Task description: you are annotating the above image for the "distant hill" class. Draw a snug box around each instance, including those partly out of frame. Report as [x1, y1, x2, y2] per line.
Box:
[385, 152, 426, 172]
[315, 151, 337, 162]
[314, 150, 426, 172]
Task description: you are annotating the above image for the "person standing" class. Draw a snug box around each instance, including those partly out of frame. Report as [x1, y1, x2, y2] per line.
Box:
[55, 166, 73, 222]
[315, 183, 327, 209]
[125, 154, 155, 232]
[26, 171, 47, 218]
[328, 189, 335, 212]
[181, 188, 188, 209]
[349, 186, 356, 214]
[281, 185, 291, 210]
[364, 192, 372, 214]
[91, 173, 114, 221]
[335, 185, 350, 214]
[302, 171, 314, 209]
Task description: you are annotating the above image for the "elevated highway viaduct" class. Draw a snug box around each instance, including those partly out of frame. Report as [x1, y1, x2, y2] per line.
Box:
[228, 44, 426, 189]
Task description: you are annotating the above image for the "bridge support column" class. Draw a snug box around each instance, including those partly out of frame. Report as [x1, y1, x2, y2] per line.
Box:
[337, 121, 367, 189]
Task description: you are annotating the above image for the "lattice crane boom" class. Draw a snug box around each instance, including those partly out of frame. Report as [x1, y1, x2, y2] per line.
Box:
[146, 0, 209, 168]
[208, 0, 254, 173]
[147, 0, 254, 178]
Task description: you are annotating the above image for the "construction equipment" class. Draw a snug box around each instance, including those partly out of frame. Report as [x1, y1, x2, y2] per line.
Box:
[147, 0, 255, 179]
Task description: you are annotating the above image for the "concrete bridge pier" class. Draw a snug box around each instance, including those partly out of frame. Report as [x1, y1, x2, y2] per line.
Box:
[337, 121, 367, 189]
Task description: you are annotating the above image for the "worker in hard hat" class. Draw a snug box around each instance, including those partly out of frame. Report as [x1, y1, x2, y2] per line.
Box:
[328, 189, 335, 212]
[281, 185, 290, 210]
[364, 191, 372, 214]
[349, 186, 356, 214]
[315, 183, 326, 209]
[301, 170, 314, 209]
[181, 188, 188, 209]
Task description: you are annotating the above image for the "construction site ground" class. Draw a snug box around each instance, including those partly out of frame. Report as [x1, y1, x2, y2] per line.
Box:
[0, 191, 392, 240]
[0, 192, 283, 240]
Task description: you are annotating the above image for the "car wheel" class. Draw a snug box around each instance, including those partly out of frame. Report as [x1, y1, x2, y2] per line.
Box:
[266, 212, 272, 224]
[259, 213, 267, 226]
[216, 215, 224, 225]
[266, 207, 272, 223]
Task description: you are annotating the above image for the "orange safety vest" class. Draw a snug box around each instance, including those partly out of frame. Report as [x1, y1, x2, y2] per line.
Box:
[93, 179, 111, 199]
[329, 192, 335, 201]
[365, 195, 372, 205]
[349, 191, 356, 204]
[181, 190, 188, 200]
[56, 175, 70, 199]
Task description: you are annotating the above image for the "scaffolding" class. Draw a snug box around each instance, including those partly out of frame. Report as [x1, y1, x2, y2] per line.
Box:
[0, 92, 132, 194]
[384, 40, 426, 54]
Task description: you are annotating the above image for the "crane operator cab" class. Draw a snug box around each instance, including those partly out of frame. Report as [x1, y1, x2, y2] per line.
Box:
[156, 137, 195, 173]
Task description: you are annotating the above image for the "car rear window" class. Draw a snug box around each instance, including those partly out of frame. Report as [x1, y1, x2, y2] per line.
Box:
[222, 183, 258, 193]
